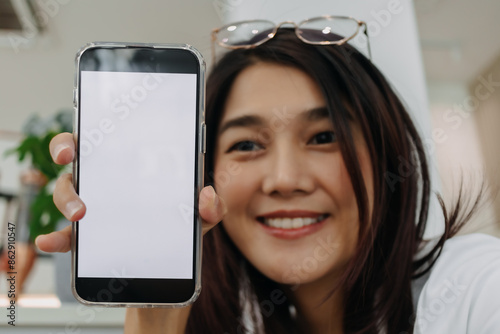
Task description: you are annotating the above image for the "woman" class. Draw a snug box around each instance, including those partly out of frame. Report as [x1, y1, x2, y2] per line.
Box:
[39, 23, 500, 333]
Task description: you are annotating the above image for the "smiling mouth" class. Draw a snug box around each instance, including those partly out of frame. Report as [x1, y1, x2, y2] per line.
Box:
[257, 214, 328, 229]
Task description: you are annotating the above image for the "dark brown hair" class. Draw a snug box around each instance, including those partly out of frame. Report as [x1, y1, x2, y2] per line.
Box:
[186, 28, 478, 334]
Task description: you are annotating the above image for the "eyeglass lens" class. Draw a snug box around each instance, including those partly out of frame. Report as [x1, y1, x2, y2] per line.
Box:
[297, 17, 359, 43]
[216, 20, 276, 47]
[216, 17, 360, 47]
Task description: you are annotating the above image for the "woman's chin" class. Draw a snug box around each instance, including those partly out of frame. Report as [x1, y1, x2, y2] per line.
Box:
[252, 261, 332, 287]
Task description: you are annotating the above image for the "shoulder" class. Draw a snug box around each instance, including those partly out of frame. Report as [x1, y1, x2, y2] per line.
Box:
[414, 233, 500, 334]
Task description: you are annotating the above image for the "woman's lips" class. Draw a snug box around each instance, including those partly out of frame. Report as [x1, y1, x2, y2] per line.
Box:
[256, 211, 329, 239]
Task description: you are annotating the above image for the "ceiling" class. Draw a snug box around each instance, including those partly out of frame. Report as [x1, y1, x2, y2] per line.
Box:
[415, 0, 500, 83]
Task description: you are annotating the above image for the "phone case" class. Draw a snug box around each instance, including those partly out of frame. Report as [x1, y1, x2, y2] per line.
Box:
[71, 42, 206, 307]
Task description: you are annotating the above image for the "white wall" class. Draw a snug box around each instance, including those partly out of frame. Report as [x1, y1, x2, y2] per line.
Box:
[472, 58, 500, 236]
[427, 81, 499, 236]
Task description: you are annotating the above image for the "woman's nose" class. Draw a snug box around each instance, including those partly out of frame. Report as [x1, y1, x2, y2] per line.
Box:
[261, 146, 315, 197]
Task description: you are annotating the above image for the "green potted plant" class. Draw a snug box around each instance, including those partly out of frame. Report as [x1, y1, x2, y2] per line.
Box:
[7, 109, 73, 242]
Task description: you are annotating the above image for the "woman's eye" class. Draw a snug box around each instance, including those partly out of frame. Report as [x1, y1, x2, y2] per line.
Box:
[310, 131, 337, 145]
[228, 140, 262, 152]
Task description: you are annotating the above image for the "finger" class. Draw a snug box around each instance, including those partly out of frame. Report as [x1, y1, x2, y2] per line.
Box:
[53, 173, 86, 221]
[50, 132, 75, 165]
[35, 225, 72, 253]
[198, 186, 227, 235]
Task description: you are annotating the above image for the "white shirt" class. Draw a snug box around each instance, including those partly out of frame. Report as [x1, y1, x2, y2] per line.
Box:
[414, 233, 500, 333]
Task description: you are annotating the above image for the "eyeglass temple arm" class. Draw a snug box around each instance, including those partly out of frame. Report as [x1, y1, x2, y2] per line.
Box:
[211, 30, 217, 66]
[362, 22, 372, 60]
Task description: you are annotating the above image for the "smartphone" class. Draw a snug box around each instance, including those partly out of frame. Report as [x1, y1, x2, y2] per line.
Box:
[72, 42, 205, 307]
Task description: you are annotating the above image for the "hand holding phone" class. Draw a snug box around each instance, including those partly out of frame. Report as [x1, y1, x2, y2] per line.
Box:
[41, 134, 226, 330]
[42, 132, 227, 292]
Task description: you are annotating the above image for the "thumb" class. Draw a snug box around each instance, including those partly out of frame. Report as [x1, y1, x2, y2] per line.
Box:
[199, 186, 227, 235]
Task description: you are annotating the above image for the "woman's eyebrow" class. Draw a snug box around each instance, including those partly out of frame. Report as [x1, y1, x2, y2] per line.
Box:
[218, 114, 265, 135]
[218, 107, 330, 135]
[301, 107, 329, 121]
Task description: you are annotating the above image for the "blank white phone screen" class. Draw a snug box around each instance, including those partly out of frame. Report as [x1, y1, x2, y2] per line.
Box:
[78, 71, 196, 279]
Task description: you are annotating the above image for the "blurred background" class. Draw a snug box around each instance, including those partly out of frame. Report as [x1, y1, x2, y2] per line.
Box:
[0, 0, 499, 332]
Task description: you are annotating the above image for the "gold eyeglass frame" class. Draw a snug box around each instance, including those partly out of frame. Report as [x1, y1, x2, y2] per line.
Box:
[211, 15, 372, 64]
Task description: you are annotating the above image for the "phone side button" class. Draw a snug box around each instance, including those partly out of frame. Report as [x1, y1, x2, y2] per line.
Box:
[200, 122, 206, 153]
[73, 87, 77, 107]
[73, 106, 78, 130]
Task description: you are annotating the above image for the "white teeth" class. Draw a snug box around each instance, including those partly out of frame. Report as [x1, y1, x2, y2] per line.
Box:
[291, 218, 303, 228]
[282, 218, 292, 228]
[263, 215, 325, 229]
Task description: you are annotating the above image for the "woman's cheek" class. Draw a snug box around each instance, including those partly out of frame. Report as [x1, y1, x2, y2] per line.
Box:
[214, 159, 254, 211]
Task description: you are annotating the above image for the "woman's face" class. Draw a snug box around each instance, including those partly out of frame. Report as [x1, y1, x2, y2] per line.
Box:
[214, 62, 373, 286]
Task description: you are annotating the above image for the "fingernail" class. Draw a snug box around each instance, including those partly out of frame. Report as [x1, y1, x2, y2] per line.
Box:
[34, 235, 43, 248]
[54, 144, 68, 159]
[202, 186, 215, 205]
[209, 186, 219, 207]
[66, 200, 83, 219]
[199, 187, 211, 208]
